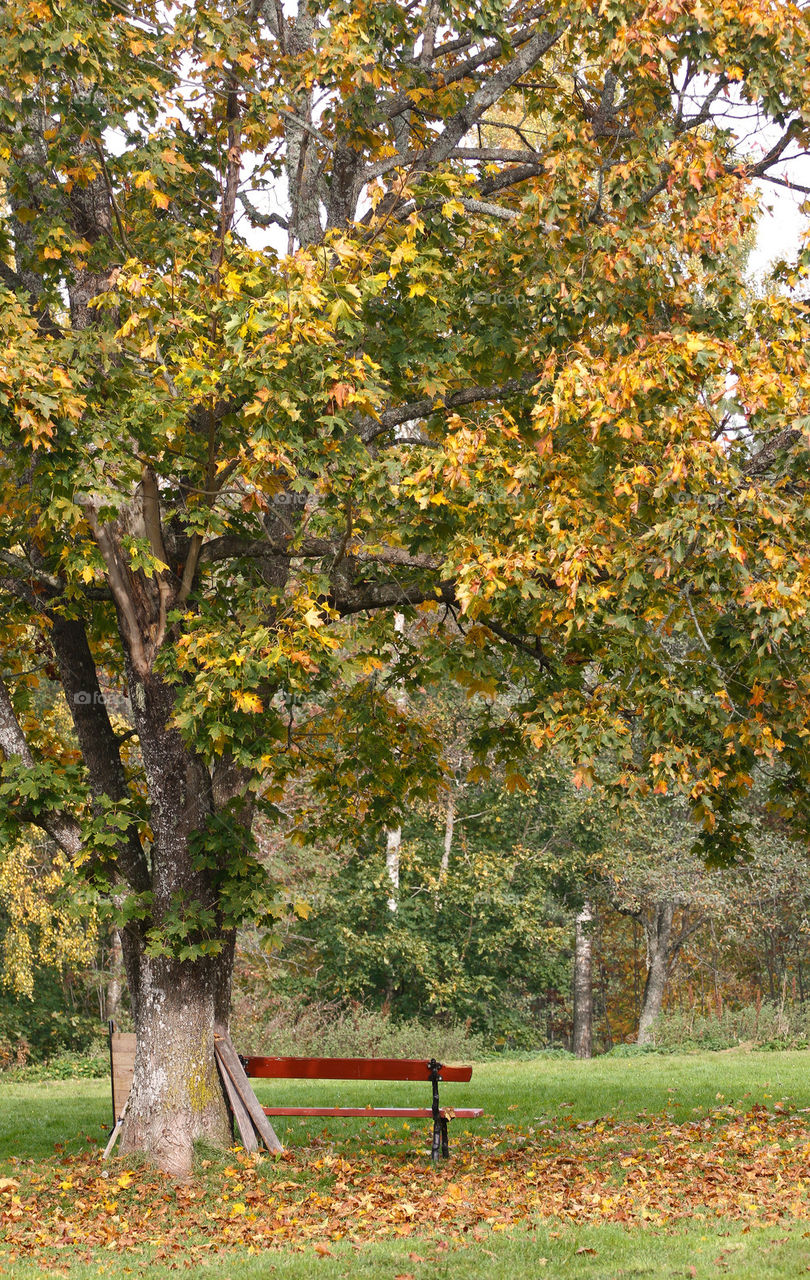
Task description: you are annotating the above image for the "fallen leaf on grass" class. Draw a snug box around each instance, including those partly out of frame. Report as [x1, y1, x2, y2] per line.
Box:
[6, 1104, 810, 1269]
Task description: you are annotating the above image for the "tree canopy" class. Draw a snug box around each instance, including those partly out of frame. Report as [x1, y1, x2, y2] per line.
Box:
[1, 0, 809, 1171]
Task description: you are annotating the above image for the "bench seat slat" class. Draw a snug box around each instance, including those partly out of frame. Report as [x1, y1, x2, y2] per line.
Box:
[245, 1055, 473, 1082]
[262, 1106, 484, 1119]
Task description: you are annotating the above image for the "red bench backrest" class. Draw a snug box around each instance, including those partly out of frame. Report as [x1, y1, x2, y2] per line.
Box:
[243, 1056, 473, 1082]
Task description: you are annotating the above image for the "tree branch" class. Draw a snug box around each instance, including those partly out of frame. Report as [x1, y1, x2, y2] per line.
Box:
[363, 372, 539, 441]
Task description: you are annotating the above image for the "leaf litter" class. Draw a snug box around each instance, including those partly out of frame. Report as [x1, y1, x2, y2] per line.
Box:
[3, 1102, 810, 1268]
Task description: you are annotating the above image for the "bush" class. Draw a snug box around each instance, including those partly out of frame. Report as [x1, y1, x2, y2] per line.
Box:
[0, 1045, 109, 1082]
[231, 996, 484, 1060]
[649, 1001, 810, 1052]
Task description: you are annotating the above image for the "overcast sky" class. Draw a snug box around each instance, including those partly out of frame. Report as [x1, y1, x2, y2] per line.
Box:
[749, 165, 810, 281]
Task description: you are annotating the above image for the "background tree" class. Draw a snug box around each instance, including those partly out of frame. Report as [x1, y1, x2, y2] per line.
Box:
[1, 0, 810, 1173]
[601, 799, 728, 1043]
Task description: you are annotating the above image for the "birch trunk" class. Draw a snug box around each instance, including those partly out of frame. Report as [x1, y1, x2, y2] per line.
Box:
[384, 613, 406, 911]
[386, 826, 401, 912]
[440, 792, 454, 878]
[572, 900, 593, 1059]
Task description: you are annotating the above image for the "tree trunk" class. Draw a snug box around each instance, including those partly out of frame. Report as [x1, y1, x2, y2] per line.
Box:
[440, 792, 454, 879]
[384, 612, 406, 912]
[385, 825, 401, 912]
[637, 902, 675, 1045]
[119, 952, 233, 1177]
[105, 930, 124, 1023]
[572, 900, 593, 1058]
[117, 670, 239, 1175]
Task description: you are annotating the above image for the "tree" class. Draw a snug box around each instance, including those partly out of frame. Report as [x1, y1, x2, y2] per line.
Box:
[598, 796, 726, 1042]
[572, 900, 594, 1057]
[1, 0, 810, 1172]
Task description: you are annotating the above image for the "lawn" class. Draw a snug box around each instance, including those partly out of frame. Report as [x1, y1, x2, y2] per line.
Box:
[3, 1050, 810, 1278]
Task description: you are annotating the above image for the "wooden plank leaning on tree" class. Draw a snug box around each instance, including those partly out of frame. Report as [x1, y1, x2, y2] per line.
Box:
[213, 1031, 284, 1154]
[108, 1023, 136, 1130]
[214, 1043, 259, 1154]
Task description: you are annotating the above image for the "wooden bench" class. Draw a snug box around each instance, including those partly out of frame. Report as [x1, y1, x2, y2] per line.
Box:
[242, 1053, 483, 1161]
[107, 1025, 481, 1162]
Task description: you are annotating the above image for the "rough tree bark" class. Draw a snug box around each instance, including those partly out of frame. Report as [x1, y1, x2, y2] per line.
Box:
[120, 953, 233, 1172]
[105, 930, 124, 1024]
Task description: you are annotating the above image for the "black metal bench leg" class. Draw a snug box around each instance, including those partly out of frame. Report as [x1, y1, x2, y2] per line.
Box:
[431, 1116, 442, 1163]
[440, 1116, 449, 1158]
[429, 1057, 443, 1164]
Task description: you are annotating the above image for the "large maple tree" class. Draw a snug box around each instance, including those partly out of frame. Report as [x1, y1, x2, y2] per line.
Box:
[1, 0, 810, 1172]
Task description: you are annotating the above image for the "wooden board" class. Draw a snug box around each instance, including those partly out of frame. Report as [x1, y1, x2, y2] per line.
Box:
[262, 1106, 484, 1118]
[244, 1056, 474, 1083]
[109, 1031, 136, 1125]
[214, 1044, 259, 1153]
[214, 1031, 284, 1154]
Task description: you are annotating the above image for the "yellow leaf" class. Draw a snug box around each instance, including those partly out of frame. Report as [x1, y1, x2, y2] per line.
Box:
[151, 191, 170, 210]
[234, 692, 263, 714]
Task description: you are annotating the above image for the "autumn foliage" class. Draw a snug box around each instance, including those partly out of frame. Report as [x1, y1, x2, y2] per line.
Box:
[1, 0, 810, 1169]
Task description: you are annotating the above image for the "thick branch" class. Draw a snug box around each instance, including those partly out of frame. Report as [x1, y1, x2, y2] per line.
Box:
[331, 578, 457, 615]
[363, 372, 539, 442]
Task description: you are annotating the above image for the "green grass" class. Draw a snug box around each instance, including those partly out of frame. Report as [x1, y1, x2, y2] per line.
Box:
[3, 1049, 810, 1278]
[2, 1220, 810, 1280]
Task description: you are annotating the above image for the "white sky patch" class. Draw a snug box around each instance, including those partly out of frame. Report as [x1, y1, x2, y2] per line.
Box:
[749, 181, 809, 280]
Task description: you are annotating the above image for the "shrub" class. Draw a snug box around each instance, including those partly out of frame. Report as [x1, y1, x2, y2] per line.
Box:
[1, 1045, 109, 1081]
[649, 1001, 810, 1052]
[230, 995, 484, 1060]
